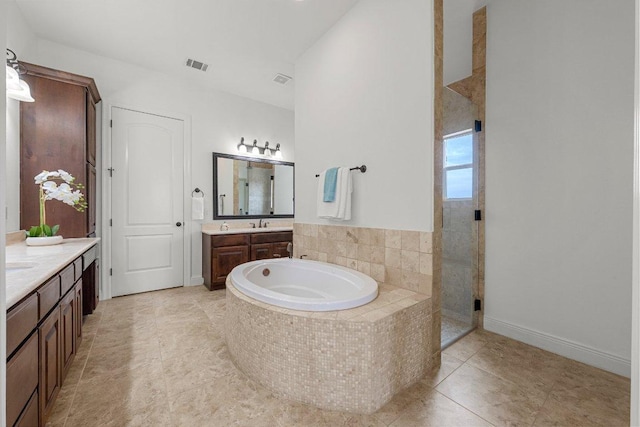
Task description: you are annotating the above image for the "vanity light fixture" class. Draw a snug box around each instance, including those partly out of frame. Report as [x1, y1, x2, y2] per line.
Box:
[237, 137, 248, 153]
[6, 49, 34, 102]
[237, 137, 283, 158]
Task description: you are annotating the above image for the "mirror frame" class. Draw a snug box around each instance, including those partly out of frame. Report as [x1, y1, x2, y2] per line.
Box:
[212, 152, 295, 220]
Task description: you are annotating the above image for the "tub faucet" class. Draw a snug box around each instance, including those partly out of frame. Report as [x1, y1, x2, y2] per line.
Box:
[286, 242, 293, 259]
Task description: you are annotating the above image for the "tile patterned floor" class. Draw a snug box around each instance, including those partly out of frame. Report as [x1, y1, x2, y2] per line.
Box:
[441, 314, 474, 348]
[46, 286, 631, 427]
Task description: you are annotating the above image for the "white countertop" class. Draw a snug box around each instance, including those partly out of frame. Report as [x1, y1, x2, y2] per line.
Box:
[202, 226, 293, 236]
[6, 238, 100, 309]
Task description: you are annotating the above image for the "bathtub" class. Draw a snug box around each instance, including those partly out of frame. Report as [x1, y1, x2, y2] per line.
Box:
[228, 258, 378, 311]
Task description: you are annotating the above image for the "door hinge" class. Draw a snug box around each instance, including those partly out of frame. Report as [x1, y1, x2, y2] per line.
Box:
[109, 268, 113, 276]
[474, 299, 482, 311]
[110, 119, 113, 128]
[474, 120, 482, 132]
[474, 210, 482, 221]
[109, 219, 112, 226]
[108, 167, 114, 177]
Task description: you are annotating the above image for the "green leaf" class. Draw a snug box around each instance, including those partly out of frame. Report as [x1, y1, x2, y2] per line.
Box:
[28, 226, 40, 237]
[51, 225, 60, 236]
[42, 224, 52, 236]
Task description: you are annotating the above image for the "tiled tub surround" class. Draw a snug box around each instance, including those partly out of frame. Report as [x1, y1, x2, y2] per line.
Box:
[292, 224, 433, 295]
[292, 223, 440, 364]
[226, 280, 432, 414]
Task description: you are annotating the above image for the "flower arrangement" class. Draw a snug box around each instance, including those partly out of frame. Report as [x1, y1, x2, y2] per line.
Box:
[27, 169, 87, 237]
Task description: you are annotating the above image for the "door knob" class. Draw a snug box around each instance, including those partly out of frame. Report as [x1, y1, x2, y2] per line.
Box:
[176, 222, 182, 227]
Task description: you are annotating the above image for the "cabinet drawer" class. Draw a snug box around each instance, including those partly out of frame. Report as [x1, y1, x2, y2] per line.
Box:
[7, 333, 38, 427]
[14, 390, 38, 427]
[82, 245, 97, 270]
[38, 276, 61, 320]
[7, 294, 38, 358]
[60, 263, 75, 296]
[251, 232, 293, 244]
[212, 233, 250, 247]
[73, 257, 83, 281]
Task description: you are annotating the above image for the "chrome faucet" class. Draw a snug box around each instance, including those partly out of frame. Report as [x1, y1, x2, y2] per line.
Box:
[286, 242, 293, 259]
[259, 219, 264, 228]
[258, 219, 268, 228]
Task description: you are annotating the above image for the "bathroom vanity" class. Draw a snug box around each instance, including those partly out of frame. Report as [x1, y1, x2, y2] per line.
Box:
[202, 228, 292, 290]
[5, 238, 99, 427]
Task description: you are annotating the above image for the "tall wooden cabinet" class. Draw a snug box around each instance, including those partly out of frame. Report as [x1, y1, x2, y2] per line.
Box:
[20, 63, 101, 238]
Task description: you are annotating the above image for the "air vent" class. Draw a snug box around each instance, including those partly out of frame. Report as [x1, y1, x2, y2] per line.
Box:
[185, 58, 209, 72]
[273, 73, 292, 85]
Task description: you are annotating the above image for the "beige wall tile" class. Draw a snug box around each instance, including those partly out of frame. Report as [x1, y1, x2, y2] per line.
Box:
[402, 231, 420, 251]
[420, 253, 433, 275]
[356, 228, 372, 245]
[371, 264, 386, 282]
[371, 246, 385, 264]
[358, 261, 371, 275]
[402, 250, 420, 272]
[370, 229, 385, 247]
[385, 248, 402, 269]
[346, 242, 358, 259]
[358, 244, 372, 262]
[385, 230, 402, 249]
[420, 232, 433, 254]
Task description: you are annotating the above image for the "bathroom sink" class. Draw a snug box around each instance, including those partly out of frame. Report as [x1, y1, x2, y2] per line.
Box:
[6, 262, 37, 272]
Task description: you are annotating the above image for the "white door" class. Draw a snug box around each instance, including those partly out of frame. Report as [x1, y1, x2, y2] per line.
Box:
[111, 107, 184, 296]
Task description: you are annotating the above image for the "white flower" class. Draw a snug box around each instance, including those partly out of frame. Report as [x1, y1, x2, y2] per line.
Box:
[58, 169, 74, 184]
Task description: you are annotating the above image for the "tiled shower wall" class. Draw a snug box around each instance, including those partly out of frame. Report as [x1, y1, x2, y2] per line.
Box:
[293, 223, 433, 296]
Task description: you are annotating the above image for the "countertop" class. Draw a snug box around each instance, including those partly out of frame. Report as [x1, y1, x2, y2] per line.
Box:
[202, 226, 293, 236]
[6, 238, 100, 309]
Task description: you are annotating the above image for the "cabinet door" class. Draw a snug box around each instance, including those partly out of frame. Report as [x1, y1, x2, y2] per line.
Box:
[87, 163, 96, 236]
[6, 333, 38, 427]
[75, 280, 83, 349]
[251, 243, 272, 261]
[86, 90, 96, 166]
[272, 242, 291, 259]
[212, 245, 249, 287]
[60, 291, 75, 382]
[14, 390, 38, 427]
[39, 306, 61, 420]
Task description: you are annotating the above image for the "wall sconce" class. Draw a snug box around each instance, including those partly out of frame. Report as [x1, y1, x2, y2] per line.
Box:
[6, 49, 34, 102]
[237, 137, 283, 158]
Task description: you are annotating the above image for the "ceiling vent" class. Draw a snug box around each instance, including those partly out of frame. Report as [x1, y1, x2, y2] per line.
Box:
[185, 58, 209, 72]
[273, 73, 292, 85]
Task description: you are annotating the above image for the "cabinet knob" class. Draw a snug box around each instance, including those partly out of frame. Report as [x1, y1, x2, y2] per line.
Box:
[176, 222, 182, 227]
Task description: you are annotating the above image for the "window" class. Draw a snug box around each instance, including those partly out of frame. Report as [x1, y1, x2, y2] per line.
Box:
[444, 130, 473, 199]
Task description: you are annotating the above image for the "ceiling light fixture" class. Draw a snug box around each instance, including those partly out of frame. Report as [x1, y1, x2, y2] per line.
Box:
[6, 49, 34, 102]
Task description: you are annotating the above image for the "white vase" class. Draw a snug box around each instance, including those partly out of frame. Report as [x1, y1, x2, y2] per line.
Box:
[26, 236, 63, 246]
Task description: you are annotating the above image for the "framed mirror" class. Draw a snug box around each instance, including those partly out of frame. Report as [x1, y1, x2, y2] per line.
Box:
[213, 152, 295, 219]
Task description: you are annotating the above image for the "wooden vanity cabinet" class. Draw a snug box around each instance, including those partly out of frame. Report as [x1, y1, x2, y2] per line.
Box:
[202, 231, 292, 290]
[6, 245, 96, 427]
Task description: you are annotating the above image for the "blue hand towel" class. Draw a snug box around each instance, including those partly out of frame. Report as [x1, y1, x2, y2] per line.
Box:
[323, 167, 339, 202]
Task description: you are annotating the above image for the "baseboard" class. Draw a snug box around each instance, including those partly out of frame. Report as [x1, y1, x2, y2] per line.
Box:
[484, 316, 631, 377]
[188, 276, 204, 286]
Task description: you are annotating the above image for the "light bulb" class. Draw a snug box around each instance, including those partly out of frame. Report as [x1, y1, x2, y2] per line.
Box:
[252, 140, 260, 155]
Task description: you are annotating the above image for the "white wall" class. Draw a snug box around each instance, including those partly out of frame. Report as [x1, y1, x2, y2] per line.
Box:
[295, 0, 433, 231]
[6, 6, 294, 290]
[485, 0, 635, 376]
[6, 1, 37, 232]
[1, 2, 8, 421]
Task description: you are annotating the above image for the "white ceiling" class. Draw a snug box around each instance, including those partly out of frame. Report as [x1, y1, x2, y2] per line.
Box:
[15, 0, 361, 110]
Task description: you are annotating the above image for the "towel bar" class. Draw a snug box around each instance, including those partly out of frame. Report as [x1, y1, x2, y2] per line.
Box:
[315, 165, 367, 178]
[192, 188, 205, 198]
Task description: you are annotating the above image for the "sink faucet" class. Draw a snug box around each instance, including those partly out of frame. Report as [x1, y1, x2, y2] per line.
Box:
[286, 242, 293, 259]
[259, 219, 268, 228]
